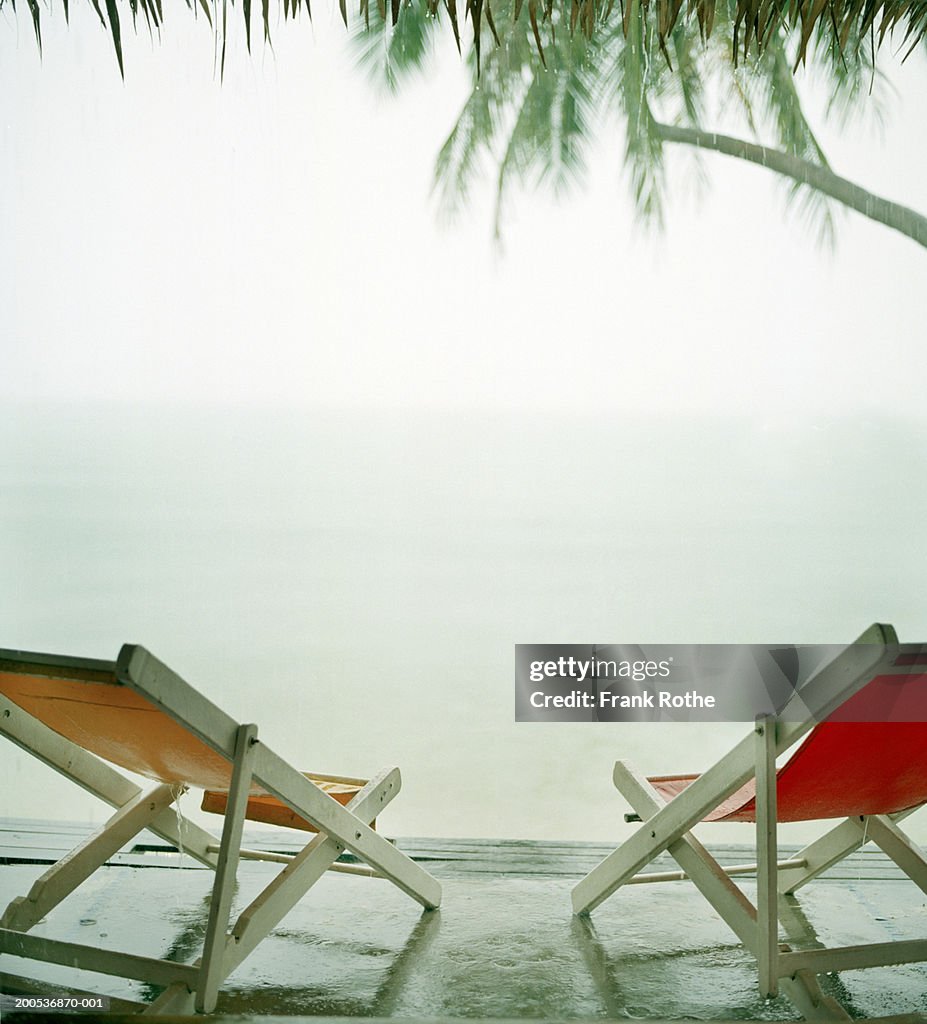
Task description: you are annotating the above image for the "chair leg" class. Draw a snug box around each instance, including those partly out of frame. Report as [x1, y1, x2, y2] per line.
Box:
[612, 761, 760, 944]
[571, 735, 762, 915]
[778, 808, 918, 894]
[1, 783, 180, 932]
[195, 722, 259, 1014]
[856, 814, 927, 896]
[611, 761, 849, 1021]
[142, 981, 196, 1016]
[755, 714, 779, 999]
[144, 765, 407, 1014]
[223, 766, 405, 977]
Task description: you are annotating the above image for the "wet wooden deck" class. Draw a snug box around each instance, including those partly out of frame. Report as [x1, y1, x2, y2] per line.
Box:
[0, 819, 914, 880]
[1, 819, 925, 1022]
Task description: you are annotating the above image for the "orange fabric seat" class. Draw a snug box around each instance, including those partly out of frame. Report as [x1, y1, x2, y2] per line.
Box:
[201, 778, 369, 832]
[0, 657, 236, 788]
[0, 654, 371, 831]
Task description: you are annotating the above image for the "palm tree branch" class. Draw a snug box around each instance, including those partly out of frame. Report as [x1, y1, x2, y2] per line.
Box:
[654, 121, 927, 248]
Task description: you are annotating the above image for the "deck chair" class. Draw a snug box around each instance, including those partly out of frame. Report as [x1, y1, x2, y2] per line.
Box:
[572, 624, 927, 1021]
[0, 644, 441, 1015]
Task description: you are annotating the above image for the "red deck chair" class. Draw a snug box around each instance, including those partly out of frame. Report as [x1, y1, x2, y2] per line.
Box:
[572, 624, 927, 1020]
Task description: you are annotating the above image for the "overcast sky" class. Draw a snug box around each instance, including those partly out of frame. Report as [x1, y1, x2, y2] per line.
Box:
[3, 5, 926, 417]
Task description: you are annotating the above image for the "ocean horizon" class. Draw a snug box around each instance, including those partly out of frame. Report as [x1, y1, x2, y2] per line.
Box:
[2, 400, 925, 844]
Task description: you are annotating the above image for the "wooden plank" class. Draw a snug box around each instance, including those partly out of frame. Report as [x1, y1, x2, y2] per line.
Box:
[1, 783, 178, 932]
[0, 820, 912, 880]
[197, 723, 258, 1013]
[625, 858, 806, 885]
[754, 715, 779, 998]
[778, 809, 920, 893]
[861, 815, 927, 896]
[0, 929, 198, 987]
[779, 939, 927, 976]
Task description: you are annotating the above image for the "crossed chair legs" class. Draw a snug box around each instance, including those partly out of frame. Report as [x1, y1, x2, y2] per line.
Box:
[570, 717, 927, 1022]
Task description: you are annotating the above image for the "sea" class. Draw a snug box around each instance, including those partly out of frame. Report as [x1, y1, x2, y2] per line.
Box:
[2, 402, 925, 843]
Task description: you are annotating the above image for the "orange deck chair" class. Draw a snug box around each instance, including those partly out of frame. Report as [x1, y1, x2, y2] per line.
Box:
[572, 624, 927, 1020]
[0, 644, 441, 1015]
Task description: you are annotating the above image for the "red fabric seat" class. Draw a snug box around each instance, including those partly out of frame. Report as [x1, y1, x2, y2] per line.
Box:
[649, 668, 927, 822]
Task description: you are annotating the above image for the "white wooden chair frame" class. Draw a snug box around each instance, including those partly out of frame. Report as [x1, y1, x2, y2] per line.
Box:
[571, 624, 927, 1021]
[0, 644, 441, 1015]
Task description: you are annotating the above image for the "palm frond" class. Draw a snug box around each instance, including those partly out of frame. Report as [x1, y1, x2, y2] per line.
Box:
[353, 0, 438, 91]
[4, 0, 925, 76]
